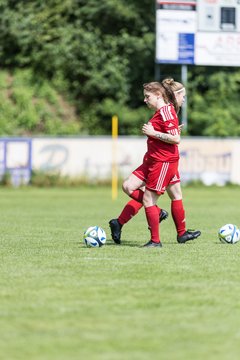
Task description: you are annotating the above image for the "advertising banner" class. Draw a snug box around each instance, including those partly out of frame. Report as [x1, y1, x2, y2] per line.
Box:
[156, 0, 240, 66]
[30, 137, 240, 186]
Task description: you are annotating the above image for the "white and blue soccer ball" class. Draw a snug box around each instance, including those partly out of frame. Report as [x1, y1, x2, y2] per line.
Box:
[83, 226, 107, 247]
[218, 224, 240, 244]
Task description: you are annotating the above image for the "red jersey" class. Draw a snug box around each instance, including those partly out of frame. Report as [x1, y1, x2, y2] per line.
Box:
[145, 103, 179, 162]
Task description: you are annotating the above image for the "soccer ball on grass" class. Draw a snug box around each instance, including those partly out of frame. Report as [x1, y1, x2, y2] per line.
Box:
[218, 224, 240, 244]
[83, 226, 106, 247]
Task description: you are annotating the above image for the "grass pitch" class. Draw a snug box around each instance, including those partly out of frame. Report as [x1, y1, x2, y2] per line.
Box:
[1, 186, 240, 360]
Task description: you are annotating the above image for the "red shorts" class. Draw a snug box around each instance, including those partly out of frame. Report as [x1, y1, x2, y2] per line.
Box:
[133, 158, 180, 195]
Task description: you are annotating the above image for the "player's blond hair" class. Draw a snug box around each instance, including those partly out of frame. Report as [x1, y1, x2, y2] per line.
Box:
[162, 77, 185, 93]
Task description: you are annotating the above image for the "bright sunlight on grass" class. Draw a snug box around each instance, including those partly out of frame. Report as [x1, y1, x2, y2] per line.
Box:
[1, 186, 240, 360]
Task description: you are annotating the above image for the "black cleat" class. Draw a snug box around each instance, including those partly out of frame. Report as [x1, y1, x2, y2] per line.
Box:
[159, 209, 168, 223]
[177, 229, 201, 244]
[109, 219, 122, 244]
[141, 240, 162, 248]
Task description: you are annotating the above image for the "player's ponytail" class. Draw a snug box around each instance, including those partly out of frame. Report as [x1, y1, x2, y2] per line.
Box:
[161, 78, 180, 114]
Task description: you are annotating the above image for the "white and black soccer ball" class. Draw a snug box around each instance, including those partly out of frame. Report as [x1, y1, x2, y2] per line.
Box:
[218, 224, 240, 244]
[83, 226, 107, 247]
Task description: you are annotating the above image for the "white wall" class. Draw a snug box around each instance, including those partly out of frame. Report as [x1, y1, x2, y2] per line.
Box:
[30, 136, 240, 185]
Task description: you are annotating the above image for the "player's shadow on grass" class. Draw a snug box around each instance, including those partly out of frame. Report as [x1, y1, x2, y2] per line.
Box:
[106, 239, 140, 247]
[123, 240, 141, 247]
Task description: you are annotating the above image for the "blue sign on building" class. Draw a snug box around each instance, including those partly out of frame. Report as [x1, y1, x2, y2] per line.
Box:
[178, 33, 195, 64]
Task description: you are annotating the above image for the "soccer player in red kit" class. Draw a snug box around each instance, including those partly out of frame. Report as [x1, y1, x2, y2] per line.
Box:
[109, 80, 201, 247]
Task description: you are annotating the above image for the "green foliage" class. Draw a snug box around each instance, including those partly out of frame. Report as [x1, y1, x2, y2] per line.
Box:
[0, 0, 156, 135]
[0, 69, 80, 135]
[0, 1, 240, 136]
[80, 98, 151, 135]
[30, 170, 68, 187]
[188, 68, 240, 136]
[0, 171, 11, 186]
[30, 170, 112, 187]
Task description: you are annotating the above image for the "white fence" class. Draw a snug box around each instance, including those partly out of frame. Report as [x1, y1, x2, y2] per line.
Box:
[1, 136, 240, 186]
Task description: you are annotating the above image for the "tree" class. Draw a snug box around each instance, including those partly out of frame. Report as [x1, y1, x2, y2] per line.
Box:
[0, 0, 240, 136]
[188, 67, 240, 136]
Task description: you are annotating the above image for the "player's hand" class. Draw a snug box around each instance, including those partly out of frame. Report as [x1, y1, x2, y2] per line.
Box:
[178, 124, 184, 133]
[142, 123, 155, 137]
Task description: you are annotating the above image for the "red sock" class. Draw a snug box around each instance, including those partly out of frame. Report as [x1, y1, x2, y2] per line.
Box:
[118, 200, 143, 225]
[130, 189, 144, 203]
[145, 205, 160, 243]
[171, 199, 186, 236]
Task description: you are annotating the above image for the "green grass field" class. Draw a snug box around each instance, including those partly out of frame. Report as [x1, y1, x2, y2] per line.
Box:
[1, 186, 240, 360]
